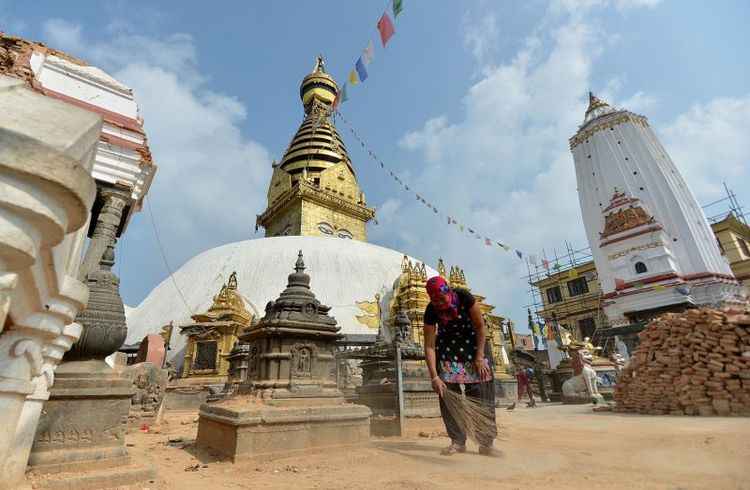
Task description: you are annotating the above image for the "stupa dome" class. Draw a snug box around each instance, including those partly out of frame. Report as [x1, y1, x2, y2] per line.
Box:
[125, 236, 437, 362]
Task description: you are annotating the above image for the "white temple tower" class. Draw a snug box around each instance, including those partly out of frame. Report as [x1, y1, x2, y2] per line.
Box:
[570, 93, 740, 328]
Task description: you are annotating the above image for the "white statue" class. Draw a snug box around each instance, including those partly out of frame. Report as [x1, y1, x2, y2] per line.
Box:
[561, 348, 605, 404]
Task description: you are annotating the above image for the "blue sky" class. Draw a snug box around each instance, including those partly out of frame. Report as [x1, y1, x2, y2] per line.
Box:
[3, 0, 749, 333]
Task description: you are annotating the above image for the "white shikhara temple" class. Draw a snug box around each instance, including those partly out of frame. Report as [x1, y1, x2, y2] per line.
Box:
[570, 93, 741, 327]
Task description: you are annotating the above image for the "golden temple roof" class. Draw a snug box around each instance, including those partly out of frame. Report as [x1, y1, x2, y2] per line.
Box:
[191, 272, 253, 325]
[585, 91, 609, 115]
[279, 56, 355, 177]
[583, 91, 616, 124]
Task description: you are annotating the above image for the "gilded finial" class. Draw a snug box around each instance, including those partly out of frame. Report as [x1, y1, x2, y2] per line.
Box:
[585, 91, 609, 116]
[314, 54, 326, 73]
[437, 258, 446, 277]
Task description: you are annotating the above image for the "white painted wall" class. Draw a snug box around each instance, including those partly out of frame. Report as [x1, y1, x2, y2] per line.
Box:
[571, 102, 737, 322]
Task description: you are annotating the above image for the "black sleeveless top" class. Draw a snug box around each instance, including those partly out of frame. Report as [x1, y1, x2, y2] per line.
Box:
[424, 288, 478, 364]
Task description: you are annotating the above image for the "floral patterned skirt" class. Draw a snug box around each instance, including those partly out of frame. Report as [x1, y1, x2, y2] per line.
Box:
[439, 358, 493, 384]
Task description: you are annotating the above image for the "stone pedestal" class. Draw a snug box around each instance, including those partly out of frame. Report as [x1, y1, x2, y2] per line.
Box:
[29, 361, 133, 471]
[27, 361, 156, 488]
[163, 379, 211, 411]
[199, 399, 371, 462]
[28, 245, 155, 487]
[357, 358, 440, 420]
[494, 375, 519, 405]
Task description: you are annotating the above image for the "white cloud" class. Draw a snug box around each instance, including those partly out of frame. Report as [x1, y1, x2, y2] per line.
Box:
[42, 19, 272, 302]
[661, 95, 750, 202]
[390, 1, 674, 332]
[463, 11, 499, 68]
[551, 0, 661, 14]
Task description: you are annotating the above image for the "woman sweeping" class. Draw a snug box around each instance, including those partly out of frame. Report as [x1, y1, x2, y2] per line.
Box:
[423, 275, 498, 456]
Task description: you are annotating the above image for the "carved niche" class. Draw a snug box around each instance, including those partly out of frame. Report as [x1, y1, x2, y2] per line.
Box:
[290, 343, 317, 378]
[247, 343, 259, 378]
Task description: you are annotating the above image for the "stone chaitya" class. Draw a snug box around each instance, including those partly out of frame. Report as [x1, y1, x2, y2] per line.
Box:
[355, 309, 436, 435]
[196, 251, 371, 461]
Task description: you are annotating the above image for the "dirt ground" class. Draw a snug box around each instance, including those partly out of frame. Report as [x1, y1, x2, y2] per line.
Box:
[106, 404, 748, 489]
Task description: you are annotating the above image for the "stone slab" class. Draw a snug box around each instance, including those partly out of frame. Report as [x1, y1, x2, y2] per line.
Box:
[495, 378, 519, 405]
[163, 386, 209, 411]
[28, 463, 157, 490]
[197, 400, 371, 462]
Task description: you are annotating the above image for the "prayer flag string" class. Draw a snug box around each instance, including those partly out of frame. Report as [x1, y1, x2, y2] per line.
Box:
[334, 0, 404, 110]
[333, 108, 534, 261]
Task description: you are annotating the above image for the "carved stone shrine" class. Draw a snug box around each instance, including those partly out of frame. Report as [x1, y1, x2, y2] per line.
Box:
[197, 251, 371, 461]
[355, 309, 439, 437]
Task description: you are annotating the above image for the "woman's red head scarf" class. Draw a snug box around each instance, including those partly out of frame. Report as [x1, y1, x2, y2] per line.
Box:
[426, 276, 459, 325]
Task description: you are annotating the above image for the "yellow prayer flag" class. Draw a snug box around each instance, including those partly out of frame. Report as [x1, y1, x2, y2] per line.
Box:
[653, 284, 666, 291]
[568, 269, 579, 279]
[348, 69, 359, 85]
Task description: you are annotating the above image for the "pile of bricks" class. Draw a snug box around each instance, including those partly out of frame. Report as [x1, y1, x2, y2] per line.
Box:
[615, 306, 750, 416]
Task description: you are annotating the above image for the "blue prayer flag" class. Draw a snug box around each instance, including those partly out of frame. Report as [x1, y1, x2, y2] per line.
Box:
[355, 57, 368, 82]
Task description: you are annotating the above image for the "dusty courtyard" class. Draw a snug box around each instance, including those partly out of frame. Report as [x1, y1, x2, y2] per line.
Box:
[53, 404, 750, 489]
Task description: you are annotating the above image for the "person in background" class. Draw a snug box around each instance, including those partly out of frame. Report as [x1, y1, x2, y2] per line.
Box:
[525, 367, 537, 407]
[422, 276, 497, 456]
[516, 367, 529, 402]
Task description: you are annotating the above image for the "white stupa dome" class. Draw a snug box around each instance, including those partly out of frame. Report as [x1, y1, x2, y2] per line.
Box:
[125, 236, 437, 362]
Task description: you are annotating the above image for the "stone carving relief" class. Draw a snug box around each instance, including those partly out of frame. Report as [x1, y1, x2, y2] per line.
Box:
[290, 343, 316, 377]
[13, 338, 43, 376]
[124, 362, 168, 416]
[600, 205, 655, 238]
[0, 272, 18, 330]
[607, 241, 661, 260]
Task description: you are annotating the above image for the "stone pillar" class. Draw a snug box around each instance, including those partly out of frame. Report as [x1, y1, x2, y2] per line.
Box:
[78, 188, 128, 281]
[29, 245, 154, 485]
[7, 323, 82, 484]
[0, 75, 100, 490]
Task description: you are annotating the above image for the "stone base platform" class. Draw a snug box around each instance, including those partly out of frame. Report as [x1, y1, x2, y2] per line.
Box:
[26, 459, 157, 490]
[197, 397, 371, 462]
[163, 385, 210, 411]
[494, 376, 519, 406]
[28, 360, 155, 489]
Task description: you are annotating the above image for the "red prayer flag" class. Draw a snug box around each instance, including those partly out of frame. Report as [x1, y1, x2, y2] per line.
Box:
[614, 278, 626, 290]
[377, 13, 395, 47]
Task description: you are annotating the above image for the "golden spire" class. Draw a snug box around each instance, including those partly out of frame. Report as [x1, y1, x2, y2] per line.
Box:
[257, 57, 375, 240]
[195, 272, 252, 325]
[449, 265, 467, 289]
[583, 91, 614, 123]
[437, 258, 446, 277]
[300, 54, 338, 113]
[278, 56, 354, 176]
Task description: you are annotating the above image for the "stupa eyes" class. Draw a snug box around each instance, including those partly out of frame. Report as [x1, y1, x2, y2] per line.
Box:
[318, 222, 334, 235]
[337, 230, 353, 239]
